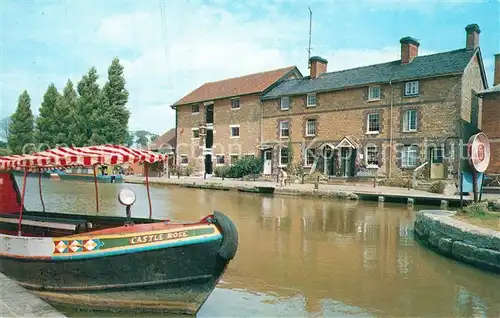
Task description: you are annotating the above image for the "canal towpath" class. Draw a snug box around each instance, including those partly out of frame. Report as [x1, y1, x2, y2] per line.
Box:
[123, 175, 500, 207]
[0, 272, 66, 317]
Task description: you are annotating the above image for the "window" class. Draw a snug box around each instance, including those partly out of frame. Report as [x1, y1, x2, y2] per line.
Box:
[180, 155, 188, 165]
[401, 145, 418, 168]
[307, 93, 316, 107]
[280, 96, 290, 110]
[366, 146, 379, 166]
[243, 154, 255, 159]
[404, 81, 419, 96]
[368, 85, 381, 100]
[230, 154, 239, 165]
[192, 128, 200, 138]
[403, 109, 417, 132]
[280, 120, 290, 138]
[231, 98, 240, 109]
[366, 113, 380, 133]
[192, 104, 199, 114]
[279, 147, 289, 166]
[230, 125, 240, 138]
[304, 148, 315, 166]
[216, 155, 225, 165]
[305, 119, 316, 136]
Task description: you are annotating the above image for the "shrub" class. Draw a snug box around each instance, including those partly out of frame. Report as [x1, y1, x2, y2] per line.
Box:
[457, 202, 488, 217]
[214, 166, 231, 178]
[428, 180, 446, 194]
[220, 156, 263, 179]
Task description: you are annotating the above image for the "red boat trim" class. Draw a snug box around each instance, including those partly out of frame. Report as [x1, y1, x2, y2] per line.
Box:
[0, 252, 51, 260]
[17, 274, 212, 291]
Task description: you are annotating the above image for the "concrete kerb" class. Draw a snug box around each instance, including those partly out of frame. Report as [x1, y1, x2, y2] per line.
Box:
[414, 210, 500, 274]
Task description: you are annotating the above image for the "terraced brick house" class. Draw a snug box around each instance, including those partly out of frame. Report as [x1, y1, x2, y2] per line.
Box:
[171, 67, 302, 175]
[260, 24, 488, 180]
[478, 53, 500, 174]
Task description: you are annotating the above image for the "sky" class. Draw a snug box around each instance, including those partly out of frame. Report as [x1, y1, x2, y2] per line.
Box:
[1, 0, 499, 135]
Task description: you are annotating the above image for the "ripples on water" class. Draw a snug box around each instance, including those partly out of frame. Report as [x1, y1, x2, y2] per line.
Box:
[17, 176, 500, 317]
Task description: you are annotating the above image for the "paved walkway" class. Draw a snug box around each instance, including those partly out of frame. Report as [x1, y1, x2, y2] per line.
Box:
[0, 273, 66, 317]
[124, 175, 500, 202]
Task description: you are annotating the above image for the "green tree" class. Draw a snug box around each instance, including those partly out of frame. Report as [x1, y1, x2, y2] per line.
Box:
[35, 83, 60, 147]
[56, 79, 78, 146]
[72, 67, 102, 146]
[8, 90, 35, 154]
[101, 57, 130, 144]
[124, 131, 135, 147]
[135, 130, 150, 147]
[0, 116, 11, 142]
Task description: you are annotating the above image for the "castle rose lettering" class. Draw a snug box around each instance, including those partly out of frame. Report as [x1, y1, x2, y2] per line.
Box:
[130, 230, 189, 245]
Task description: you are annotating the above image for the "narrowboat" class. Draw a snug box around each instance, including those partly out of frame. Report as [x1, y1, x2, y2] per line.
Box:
[0, 145, 238, 315]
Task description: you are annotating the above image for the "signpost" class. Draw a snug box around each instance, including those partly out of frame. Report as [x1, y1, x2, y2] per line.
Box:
[466, 132, 491, 202]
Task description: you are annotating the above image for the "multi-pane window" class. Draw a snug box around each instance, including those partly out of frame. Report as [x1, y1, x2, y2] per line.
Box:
[192, 104, 199, 114]
[306, 119, 316, 136]
[230, 155, 239, 165]
[307, 93, 316, 107]
[403, 109, 417, 132]
[367, 113, 380, 133]
[401, 145, 418, 168]
[180, 155, 188, 165]
[305, 148, 315, 166]
[280, 120, 290, 138]
[230, 125, 240, 137]
[366, 146, 379, 165]
[404, 81, 419, 96]
[368, 86, 381, 100]
[280, 147, 289, 166]
[216, 155, 225, 165]
[231, 98, 240, 109]
[192, 128, 200, 138]
[280, 96, 290, 110]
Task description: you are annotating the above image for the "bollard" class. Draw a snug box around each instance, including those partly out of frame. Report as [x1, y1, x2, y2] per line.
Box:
[314, 176, 319, 190]
[204, 173, 206, 180]
[373, 177, 376, 188]
[440, 200, 448, 209]
[378, 196, 385, 202]
[407, 198, 415, 205]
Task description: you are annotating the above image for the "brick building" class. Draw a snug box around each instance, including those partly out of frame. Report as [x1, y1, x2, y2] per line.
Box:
[478, 53, 500, 174]
[259, 24, 488, 180]
[171, 67, 302, 175]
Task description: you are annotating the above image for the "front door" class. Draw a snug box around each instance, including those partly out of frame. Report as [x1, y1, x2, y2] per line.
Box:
[323, 146, 335, 176]
[263, 150, 272, 175]
[339, 147, 356, 177]
[430, 146, 444, 179]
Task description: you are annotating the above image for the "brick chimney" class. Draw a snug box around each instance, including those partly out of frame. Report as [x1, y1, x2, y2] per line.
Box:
[400, 37, 420, 64]
[494, 53, 500, 86]
[465, 23, 480, 50]
[309, 56, 328, 78]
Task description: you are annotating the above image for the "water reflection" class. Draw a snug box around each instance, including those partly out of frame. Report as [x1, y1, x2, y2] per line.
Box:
[15, 177, 500, 317]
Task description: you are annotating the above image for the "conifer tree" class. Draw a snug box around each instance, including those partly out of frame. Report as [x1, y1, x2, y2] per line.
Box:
[8, 90, 35, 154]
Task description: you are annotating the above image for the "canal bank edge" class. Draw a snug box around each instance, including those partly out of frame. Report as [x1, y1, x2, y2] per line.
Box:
[0, 272, 67, 317]
[414, 210, 500, 274]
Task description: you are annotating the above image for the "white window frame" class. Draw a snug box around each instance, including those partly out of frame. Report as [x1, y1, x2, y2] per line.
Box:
[365, 145, 379, 168]
[279, 120, 290, 138]
[368, 85, 381, 101]
[366, 113, 380, 134]
[279, 147, 290, 167]
[401, 145, 418, 168]
[304, 147, 315, 167]
[280, 96, 290, 110]
[191, 104, 200, 114]
[231, 98, 240, 110]
[403, 109, 418, 132]
[306, 93, 316, 107]
[180, 155, 188, 166]
[404, 81, 419, 96]
[230, 125, 240, 138]
[215, 154, 225, 166]
[229, 154, 239, 165]
[305, 119, 316, 136]
[191, 128, 200, 139]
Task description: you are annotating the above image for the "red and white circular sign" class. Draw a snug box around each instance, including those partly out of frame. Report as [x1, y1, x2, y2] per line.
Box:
[467, 132, 490, 172]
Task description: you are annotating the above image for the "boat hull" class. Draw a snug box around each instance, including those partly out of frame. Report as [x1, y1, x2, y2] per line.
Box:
[0, 212, 238, 315]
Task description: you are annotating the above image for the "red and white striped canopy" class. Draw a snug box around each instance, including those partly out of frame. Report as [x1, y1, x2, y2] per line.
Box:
[0, 145, 167, 171]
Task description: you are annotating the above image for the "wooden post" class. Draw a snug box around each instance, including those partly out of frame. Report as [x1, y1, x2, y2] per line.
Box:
[472, 170, 478, 203]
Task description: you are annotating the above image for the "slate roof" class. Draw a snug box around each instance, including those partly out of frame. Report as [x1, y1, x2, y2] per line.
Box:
[172, 66, 298, 107]
[478, 84, 500, 96]
[262, 48, 477, 100]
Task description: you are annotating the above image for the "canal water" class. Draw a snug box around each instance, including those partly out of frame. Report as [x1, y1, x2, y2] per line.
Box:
[18, 177, 500, 317]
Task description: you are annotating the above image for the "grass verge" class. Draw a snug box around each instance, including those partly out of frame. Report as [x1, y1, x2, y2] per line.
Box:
[454, 202, 500, 231]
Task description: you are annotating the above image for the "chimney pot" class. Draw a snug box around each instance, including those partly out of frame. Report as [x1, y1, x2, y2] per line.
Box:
[309, 56, 328, 79]
[494, 53, 500, 86]
[465, 23, 481, 50]
[400, 37, 420, 64]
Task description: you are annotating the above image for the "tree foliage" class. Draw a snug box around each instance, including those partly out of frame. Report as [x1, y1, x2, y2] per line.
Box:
[35, 83, 60, 147]
[56, 80, 78, 145]
[0, 116, 11, 142]
[8, 90, 35, 154]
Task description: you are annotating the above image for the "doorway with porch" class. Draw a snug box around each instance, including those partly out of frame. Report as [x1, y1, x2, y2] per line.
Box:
[322, 146, 356, 177]
[262, 149, 273, 175]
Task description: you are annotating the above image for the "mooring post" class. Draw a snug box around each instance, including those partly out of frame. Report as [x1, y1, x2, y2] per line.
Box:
[314, 176, 319, 190]
[378, 196, 384, 202]
[407, 198, 415, 205]
[373, 177, 376, 188]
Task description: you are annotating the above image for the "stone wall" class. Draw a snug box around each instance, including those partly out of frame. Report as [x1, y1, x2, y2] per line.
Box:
[414, 210, 500, 273]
